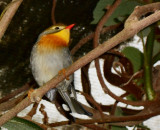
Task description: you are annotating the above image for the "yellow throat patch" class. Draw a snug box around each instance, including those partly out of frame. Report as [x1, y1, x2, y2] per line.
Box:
[38, 28, 70, 52]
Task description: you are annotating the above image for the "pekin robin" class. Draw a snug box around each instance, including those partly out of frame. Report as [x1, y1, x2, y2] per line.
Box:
[30, 24, 92, 116]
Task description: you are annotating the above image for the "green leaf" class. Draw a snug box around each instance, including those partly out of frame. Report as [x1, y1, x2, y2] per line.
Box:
[2, 117, 42, 130]
[122, 47, 143, 72]
[135, 124, 150, 130]
[91, 0, 114, 25]
[114, 107, 123, 116]
[111, 125, 128, 130]
[111, 107, 127, 130]
[153, 52, 160, 64]
[91, 0, 142, 26]
[153, 40, 160, 57]
[126, 94, 137, 101]
[137, 27, 151, 37]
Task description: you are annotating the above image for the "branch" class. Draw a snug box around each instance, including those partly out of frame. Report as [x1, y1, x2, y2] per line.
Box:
[40, 102, 160, 126]
[71, 23, 120, 55]
[51, 0, 56, 25]
[0, 0, 23, 40]
[0, 93, 26, 112]
[0, 98, 32, 126]
[74, 106, 160, 124]
[93, 0, 122, 48]
[0, 2, 160, 126]
[0, 82, 30, 104]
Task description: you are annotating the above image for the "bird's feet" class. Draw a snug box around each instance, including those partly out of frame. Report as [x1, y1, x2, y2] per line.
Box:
[28, 88, 34, 98]
[28, 88, 41, 103]
[58, 68, 69, 80]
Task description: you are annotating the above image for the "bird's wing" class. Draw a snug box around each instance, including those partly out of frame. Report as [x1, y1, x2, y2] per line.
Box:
[57, 83, 92, 116]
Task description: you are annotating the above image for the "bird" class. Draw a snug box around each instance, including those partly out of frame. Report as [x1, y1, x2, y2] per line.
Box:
[30, 24, 92, 117]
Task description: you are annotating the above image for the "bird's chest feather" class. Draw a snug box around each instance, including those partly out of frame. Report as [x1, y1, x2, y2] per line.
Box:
[30, 45, 72, 86]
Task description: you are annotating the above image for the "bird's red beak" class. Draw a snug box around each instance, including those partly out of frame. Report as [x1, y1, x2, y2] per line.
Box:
[65, 24, 75, 30]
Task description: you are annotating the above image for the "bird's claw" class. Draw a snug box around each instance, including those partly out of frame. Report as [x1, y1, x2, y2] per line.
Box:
[28, 88, 41, 103]
[58, 68, 69, 80]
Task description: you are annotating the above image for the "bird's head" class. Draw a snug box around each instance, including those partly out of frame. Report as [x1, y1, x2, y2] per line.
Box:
[37, 24, 75, 51]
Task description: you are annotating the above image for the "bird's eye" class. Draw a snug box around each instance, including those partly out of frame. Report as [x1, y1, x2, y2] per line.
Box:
[55, 27, 60, 30]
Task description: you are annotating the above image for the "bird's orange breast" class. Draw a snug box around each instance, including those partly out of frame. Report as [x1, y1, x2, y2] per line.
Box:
[37, 34, 69, 53]
[37, 28, 70, 53]
[39, 34, 68, 47]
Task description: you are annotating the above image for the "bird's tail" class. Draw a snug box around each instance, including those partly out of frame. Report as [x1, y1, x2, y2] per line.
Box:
[57, 85, 92, 117]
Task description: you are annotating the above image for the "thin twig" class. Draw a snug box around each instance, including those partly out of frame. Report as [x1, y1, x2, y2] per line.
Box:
[0, 97, 32, 125]
[39, 102, 160, 126]
[71, 24, 120, 55]
[0, 82, 31, 104]
[92, 0, 122, 110]
[120, 70, 143, 87]
[93, 0, 122, 47]
[84, 124, 107, 130]
[21, 116, 49, 129]
[51, 0, 56, 25]
[112, 61, 126, 76]
[0, 93, 26, 113]
[78, 91, 105, 119]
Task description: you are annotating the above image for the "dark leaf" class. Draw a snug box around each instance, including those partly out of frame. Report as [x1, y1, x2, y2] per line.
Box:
[2, 117, 43, 130]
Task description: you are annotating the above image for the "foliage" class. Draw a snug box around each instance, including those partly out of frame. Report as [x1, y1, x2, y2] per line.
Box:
[111, 107, 127, 130]
[91, 0, 142, 26]
[2, 117, 42, 130]
[122, 47, 144, 72]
